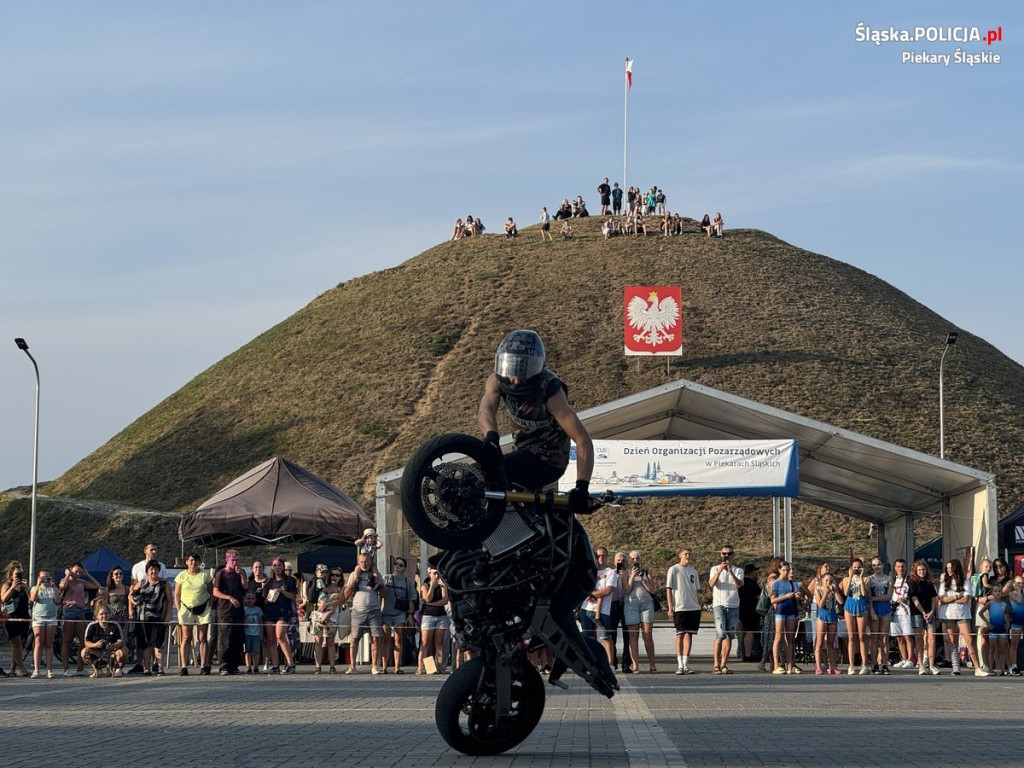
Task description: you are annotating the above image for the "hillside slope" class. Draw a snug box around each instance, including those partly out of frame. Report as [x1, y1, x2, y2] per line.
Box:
[20, 216, 1024, 571]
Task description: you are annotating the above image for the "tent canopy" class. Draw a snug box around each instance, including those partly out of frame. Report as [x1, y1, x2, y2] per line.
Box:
[376, 377, 997, 567]
[179, 457, 372, 548]
[80, 545, 132, 586]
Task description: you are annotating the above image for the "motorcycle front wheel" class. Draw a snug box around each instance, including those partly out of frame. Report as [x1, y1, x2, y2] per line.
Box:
[401, 432, 507, 550]
[435, 658, 545, 755]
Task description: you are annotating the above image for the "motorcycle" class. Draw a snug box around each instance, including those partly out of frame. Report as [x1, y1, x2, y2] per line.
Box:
[401, 432, 640, 755]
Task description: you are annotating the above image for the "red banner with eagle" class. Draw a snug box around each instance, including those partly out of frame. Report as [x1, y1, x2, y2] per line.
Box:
[624, 286, 682, 356]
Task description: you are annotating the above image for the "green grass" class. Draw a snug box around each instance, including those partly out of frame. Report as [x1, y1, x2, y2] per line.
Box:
[4, 216, 1022, 578]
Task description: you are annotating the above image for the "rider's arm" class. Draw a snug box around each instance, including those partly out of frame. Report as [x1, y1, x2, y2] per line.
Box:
[478, 374, 502, 436]
[547, 388, 593, 483]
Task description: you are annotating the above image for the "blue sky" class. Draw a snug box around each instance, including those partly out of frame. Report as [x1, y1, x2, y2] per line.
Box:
[1, 2, 1020, 492]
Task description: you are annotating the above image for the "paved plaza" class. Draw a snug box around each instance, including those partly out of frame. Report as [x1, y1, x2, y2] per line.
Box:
[1, 659, 1014, 768]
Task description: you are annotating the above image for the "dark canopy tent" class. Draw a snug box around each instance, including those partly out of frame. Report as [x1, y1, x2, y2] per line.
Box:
[178, 457, 373, 548]
[78, 546, 132, 587]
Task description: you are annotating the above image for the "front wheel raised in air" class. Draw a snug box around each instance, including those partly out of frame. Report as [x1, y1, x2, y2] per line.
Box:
[400, 432, 507, 550]
[435, 658, 545, 755]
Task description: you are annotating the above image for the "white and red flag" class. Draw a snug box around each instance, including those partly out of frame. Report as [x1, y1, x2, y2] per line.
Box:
[625, 58, 633, 89]
[624, 286, 682, 356]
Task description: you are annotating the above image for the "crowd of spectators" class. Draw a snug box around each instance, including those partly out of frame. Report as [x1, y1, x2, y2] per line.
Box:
[6, 535, 1017, 680]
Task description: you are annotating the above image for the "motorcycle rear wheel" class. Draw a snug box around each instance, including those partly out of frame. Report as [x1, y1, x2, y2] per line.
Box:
[401, 432, 507, 549]
[435, 658, 545, 755]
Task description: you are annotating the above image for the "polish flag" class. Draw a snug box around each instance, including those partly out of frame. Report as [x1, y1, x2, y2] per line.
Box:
[625, 59, 633, 89]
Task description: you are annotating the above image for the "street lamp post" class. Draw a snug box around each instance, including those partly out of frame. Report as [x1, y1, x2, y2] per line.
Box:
[939, 331, 958, 459]
[14, 338, 40, 579]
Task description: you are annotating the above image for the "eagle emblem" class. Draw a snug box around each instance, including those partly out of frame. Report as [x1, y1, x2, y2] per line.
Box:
[627, 291, 680, 347]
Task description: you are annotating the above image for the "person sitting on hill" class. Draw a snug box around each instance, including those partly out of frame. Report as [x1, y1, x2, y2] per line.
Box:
[572, 196, 589, 218]
[700, 213, 713, 236]
[504, 217, 518, 238]
[469, 216, 485, 235]
[560, 219, 574, 239]
[554, 199, 573, 220]
[634, 211, 647, 237]
[601, 216, 617, 239]
[450, 219, 465, 241]
[660, 212, 671, 236]
[671, 213, 683, 236]
[465, 215, 477, 236]
[712, 212, 724, 237]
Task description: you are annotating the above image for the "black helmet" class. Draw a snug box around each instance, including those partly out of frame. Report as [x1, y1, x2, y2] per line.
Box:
[494, 330, 545, 381]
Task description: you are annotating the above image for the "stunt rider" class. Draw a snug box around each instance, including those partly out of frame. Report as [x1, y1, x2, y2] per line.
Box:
[478, 330, 612, 686]
[478, 329, 594, 509]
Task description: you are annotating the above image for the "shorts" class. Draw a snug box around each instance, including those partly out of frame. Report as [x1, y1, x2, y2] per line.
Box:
[382, 612, 407, 628]
[419, 613, 449, 632]
[673, 609, 701, 635]
[62, 605, 89, 622]
[871, 601, 892, 618]
[350, 608, 383, 639]
[244, 635, 261, 653]
[178, 604, 212, 626]
[911, 614, 937, 631]
[541, 222, 550, 231]
[713, 606, 739, 639]
[579, 610, 611, 641]
[624, 600, 654, 626]
[774, 611, 798, 623]
[890, 612, 913, 636]
[844, 596, 867, 617]
[1011, 624, 1024, 632]
[136, 618, 168, 650]
[32, 618, 58, 629]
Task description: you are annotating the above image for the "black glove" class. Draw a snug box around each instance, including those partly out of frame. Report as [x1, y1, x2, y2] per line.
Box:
[481, 431, 502, 465]
[568, 479, 591, 515]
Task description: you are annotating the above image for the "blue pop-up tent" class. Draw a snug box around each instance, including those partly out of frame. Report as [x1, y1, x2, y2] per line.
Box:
[79, 545, 132, 588]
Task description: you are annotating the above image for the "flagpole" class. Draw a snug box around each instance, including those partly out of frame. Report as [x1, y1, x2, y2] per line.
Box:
[623, 57, 630, 193]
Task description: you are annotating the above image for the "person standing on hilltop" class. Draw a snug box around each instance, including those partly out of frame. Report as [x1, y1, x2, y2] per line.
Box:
[611, 182, 623, 215]
[538, 207, 553, 241]
[597, 177, 612, 215]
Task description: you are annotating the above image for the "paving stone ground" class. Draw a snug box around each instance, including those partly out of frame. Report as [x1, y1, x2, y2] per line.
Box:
[2, 659, 1014, 768]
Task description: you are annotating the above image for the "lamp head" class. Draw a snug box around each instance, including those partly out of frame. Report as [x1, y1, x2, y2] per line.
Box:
[945, 332, 959, 346]
[14, 338, 29, 351]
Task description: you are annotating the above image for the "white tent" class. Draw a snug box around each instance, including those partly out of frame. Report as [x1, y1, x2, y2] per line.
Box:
[376, 377, 997, 567]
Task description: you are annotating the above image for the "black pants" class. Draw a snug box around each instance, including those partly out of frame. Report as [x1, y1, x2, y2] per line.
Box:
[217, 611, 244, 672]
[609, 601, 632, 671]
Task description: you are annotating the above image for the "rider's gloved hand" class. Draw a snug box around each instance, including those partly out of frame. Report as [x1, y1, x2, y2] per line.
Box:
[568, 479, 591, 515]
[482, 431, 502, 465]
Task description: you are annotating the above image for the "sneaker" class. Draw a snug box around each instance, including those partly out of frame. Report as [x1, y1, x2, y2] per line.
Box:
[918, 664, 927, 676]
[871, 664, 880, 675]
[951, 668, 961, 676]
[929, 665, 940, 676]
[683, 667, 695, 675]
[199, 666, 211, 676]
[859, 666, 870, 675]
[772, 666, 786, 675]
[675, 667, 685, 675]
[830, 668, 842, 675]
[284, 665, 295, 675]
[30, 670, 40, 679]
[371, 666, 381, 675]
[47, 670, 54, 679]
[269, 666, 279, 675]
[1012, 667, 1022, 677]
[220, 669, 230, 676]
[848, 665, 856, 676]
[974, 668, 991, 677]
[179, 668, 189, 676]
[881, 665, 891, 675]
[63, 669, 76, 677]
[815, 667, 824, 675]
[790, 666, 802, 675]
[114, 668, 123, 678]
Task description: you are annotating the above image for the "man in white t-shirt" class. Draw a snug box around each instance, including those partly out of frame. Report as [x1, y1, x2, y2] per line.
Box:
[131, 542, 168, 585]
[708, 543, 744, 675]
[665, 547, 701, 674]
[580, 547, 618, 663]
